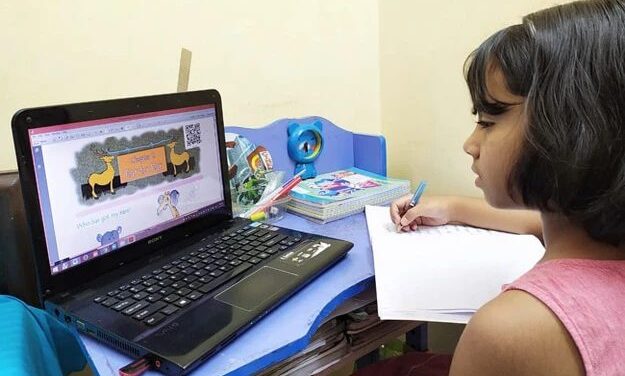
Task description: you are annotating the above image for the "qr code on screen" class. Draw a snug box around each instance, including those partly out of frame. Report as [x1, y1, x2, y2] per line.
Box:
[183, 123, 201, 149]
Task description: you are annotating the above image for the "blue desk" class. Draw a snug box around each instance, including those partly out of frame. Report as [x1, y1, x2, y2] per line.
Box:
[82, 212, 375, 375]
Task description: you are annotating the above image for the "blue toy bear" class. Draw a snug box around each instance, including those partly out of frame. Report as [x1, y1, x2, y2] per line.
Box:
[97, 226, 122, 246]
[287, 121, 324, 179]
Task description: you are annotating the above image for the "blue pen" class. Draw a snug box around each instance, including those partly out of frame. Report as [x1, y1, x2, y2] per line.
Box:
[409, 180, 427, 207]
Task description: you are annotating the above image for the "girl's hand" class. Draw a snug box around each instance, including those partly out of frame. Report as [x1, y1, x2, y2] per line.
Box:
[390, 195, 455, 232]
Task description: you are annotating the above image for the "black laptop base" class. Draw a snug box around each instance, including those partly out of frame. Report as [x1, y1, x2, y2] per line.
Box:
[47, 218, 352, 375]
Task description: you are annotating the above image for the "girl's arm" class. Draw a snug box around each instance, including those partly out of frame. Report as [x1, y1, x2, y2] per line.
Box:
[451, 196, 542, 240]
[391, 195, 542, 241]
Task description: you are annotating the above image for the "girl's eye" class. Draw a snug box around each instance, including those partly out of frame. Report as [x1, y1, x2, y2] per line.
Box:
[476, 120, 495, 128]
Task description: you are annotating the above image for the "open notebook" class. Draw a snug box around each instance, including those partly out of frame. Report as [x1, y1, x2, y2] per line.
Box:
[365, 205, 545, 324]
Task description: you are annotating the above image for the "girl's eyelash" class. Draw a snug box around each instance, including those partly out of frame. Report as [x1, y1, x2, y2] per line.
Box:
[476, 120, 495, 128]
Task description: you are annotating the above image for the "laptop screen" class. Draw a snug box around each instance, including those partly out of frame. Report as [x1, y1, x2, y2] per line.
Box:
[28, 104, 225, 275]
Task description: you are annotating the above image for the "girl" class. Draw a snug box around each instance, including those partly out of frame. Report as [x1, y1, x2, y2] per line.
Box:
[389, 0, 625, 375]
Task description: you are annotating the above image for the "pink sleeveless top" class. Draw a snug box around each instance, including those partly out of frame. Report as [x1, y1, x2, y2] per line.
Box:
[503, 259, 625, 376]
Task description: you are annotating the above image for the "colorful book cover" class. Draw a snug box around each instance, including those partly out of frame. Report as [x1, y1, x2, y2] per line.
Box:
[289, 167, 409, 206]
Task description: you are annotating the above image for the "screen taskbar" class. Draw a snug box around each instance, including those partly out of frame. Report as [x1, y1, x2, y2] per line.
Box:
[50, 201, 226, 275]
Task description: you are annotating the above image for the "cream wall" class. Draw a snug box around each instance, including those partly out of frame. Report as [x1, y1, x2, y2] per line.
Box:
[0, 0, 380, 171]
[380, 0, 564, 197]
[1, 0, 567, 190]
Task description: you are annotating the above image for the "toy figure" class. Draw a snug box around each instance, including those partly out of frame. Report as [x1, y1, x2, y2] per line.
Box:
[97, 226, 122, 246]
[287, 121, 324, 179]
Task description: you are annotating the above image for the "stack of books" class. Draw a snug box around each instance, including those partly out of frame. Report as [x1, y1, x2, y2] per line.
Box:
[287, 167, 410, 223]
[257, 287, 422, 376]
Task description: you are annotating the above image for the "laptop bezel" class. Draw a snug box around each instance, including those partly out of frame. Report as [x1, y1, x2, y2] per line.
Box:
[11, 89, 233, 299]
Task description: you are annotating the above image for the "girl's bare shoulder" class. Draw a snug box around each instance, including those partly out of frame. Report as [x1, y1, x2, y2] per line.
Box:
[449, 290, 584, 376]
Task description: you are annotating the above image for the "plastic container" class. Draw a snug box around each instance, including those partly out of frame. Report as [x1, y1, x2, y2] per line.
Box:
[248, 197, 291, 223]
[231, 170, 285, 217]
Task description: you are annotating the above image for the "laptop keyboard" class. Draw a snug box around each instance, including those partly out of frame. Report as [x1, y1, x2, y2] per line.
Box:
[92, 225, 302, 327]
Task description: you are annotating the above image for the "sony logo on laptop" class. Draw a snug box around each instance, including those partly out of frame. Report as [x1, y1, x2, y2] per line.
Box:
[148, 235, 163, 245]
[155, 321, 180, 337]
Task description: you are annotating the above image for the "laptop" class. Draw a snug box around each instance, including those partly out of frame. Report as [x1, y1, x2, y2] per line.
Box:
[11, 89, 353, 375]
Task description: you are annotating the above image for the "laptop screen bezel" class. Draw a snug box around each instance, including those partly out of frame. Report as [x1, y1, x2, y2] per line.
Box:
[11, 89, 233, 298]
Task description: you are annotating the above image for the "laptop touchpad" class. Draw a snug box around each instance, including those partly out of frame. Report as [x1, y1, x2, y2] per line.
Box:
[215, 266, 298, 312]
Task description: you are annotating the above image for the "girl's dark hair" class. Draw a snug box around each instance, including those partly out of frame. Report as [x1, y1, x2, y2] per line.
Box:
[465, 0, 625, 245]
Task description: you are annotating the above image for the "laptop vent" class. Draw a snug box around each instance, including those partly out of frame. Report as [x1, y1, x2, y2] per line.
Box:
[96, 330, 141, 357]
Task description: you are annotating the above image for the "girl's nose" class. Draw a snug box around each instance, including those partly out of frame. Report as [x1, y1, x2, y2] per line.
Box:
[463, 126, 480, 159]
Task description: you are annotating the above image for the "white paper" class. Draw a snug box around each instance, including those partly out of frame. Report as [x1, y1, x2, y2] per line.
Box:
[365, 205, 545, 324]
[380, 309, 473, 324]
